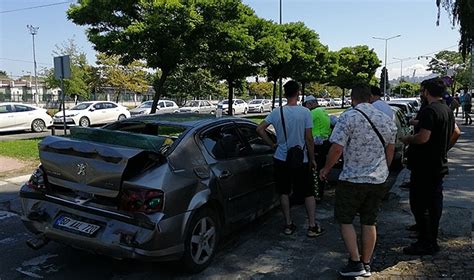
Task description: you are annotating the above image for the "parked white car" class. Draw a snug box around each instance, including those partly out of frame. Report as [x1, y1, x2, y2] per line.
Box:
[333, 98, 343, 106]
[53, 101, 130, 127]
[179, 100, 215, 114]
[130, 100, 179, 116]
[219, 99, 249, 115]
[0, 102, 52, 132]
[274, 98, 288, 107]
[317, 98, 329, 107]
[248, 99, 272, 113]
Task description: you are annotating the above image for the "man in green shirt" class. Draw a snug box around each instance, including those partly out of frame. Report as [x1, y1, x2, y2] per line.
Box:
[304, 95, 332, 201]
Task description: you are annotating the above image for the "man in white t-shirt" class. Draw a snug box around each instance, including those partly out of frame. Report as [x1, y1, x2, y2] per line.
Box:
[370, 86, 394, 120]
[257, 80, 325, 238]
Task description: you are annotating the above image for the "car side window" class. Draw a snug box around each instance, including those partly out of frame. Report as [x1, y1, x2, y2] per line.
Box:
[158, 102, 165, 108]
[105, 103, 117, 109]
[94, 103, 103, 110]
[0, 105, 13, 113]
[14, 105, 34, 112]
[165, 101, 174, 107]
[201, 125, 250, 160]
[237, 124, 274, 155]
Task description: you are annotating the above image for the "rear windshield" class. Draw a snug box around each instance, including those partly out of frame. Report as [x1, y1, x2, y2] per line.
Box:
[70, 122, 188, 154]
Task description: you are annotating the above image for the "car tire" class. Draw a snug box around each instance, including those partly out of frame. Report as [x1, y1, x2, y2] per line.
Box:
[194, 111, 200, 114]
[210, 110, 215, 115]
[259, 107, 263, 113]
[79, 117, 90, 127]
[31, 119, 46, 132]
[244, 108, 248, 115]
[232, 108, 235, 115]
[118, 114, 126, 121]
[182, 208, 220, 273]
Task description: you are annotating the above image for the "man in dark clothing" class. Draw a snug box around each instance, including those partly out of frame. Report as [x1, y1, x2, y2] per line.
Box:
[401, 78, 460, 255]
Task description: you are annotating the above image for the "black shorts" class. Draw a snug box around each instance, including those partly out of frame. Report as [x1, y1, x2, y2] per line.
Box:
[273, 158, 314, 197]
[334, 181, 387, 225]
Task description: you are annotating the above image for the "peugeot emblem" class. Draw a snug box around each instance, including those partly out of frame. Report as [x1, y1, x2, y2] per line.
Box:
[76, 163, 87, 176]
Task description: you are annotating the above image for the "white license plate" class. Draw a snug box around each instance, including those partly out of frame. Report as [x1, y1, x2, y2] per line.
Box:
[55, 216, 100, 235]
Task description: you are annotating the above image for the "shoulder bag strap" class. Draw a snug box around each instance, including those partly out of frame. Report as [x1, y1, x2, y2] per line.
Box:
[354, 108, 386, 148]
[280, 106, 288, 145]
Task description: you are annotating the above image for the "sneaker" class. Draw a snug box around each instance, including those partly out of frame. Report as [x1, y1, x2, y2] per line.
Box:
[284, 223, 296, 235]
[362, 263, 371, 277]
[403, 242, 436, 255]
[307, 224, 326, 238]
[339, 259, 366, 277]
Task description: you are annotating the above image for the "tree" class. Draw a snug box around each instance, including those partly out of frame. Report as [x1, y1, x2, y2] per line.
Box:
[0, 70, 9, 79]
[44, 39, 90, 101]
[306, 82, 343, 98]
[248, 81, 273, 98]
[198, 1, 260, 115]
[437, 0, 474, 59]
[163, 65, 226, 105]
[330, 45, 381, 106]
[96, 53, 148, 103]
[380, 66, 390, 95]
[253, 21, 291, 108]
[284, 22, 334, 100]
[68, 0, 204, 113]
[392, 81, 420, 97]
[427, 50, 467, 93]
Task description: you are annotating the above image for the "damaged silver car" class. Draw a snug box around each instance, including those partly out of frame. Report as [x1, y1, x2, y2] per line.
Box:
[20, 114, 277, 272]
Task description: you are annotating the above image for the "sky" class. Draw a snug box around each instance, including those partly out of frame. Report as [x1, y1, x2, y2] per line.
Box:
[0, 0, 461, 81]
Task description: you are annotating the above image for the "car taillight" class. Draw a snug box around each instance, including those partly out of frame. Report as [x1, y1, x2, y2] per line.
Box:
[26, 166, 46, 191]
[119, 189, 164, 214]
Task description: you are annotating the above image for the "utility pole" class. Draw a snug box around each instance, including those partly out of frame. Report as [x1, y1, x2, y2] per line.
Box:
[27, 25, 39, 106]
[373, 35, 401, 99]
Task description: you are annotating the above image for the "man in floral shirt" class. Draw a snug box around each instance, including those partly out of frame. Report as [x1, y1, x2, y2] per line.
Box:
[320, 85, 397, 277]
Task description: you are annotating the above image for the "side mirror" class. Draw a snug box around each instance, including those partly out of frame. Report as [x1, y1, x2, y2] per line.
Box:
[89, 108, 95, 112]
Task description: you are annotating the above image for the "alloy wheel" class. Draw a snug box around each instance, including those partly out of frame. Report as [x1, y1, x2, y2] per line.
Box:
[190, 217, 216, 265]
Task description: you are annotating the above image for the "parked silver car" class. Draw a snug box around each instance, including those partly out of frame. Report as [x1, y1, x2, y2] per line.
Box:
[179, 100, 215, 114]
[20, 114, 277, 272]
[248, 99, 272, 113]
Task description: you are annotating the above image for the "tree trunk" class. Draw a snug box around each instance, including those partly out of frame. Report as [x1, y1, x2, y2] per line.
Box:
[272, 80, 277, 109]
[115, 89, 120, 103]
[341, 88, 345, 109]
[228, 80, 234, 116]
[150, 70, 169, 114]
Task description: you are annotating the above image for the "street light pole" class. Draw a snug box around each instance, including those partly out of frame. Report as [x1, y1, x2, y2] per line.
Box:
[373, 35, 401, 99]
[27, 25, 39, 106]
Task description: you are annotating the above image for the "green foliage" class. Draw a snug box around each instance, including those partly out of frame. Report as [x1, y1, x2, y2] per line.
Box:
[283, 22, 333, 90]
[44, 39, 90, 99]
[163, 65, 226, 104]
[437, 0, 474, 59]
[248, 82, 273, 98]
[392, 81, 420, 97]
[96, 53, 148, 102]
[68, 0, 205, 113]
[0, 70, 9, 79]
[427, 50, 470, 93]
[331, 45, 381, 90]
[305, 82, 342, 98]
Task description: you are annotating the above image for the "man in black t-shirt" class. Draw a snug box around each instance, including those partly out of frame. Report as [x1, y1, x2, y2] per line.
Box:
[401, 78, 459, 255]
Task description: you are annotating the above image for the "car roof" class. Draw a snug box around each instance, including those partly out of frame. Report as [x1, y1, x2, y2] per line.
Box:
[124, 113, 252, 128]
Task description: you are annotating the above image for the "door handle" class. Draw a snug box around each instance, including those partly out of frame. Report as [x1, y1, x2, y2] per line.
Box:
[261, 162, 272, 168]
[219, 170, 232, 179]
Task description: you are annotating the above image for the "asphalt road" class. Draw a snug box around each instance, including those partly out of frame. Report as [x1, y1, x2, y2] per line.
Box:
[0, 169, 401, 280]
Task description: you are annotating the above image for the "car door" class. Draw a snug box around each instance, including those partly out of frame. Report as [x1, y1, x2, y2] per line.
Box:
[157, 101, 166, 114]
[0, 104, 16, 131]
[235, 123, 278, 214]
[13, 104, 36, 129]
[103, 102, 119, 122]
[200, 123, 259, 223]
[90, 102, 107, 124]
[166, 101, 176, 113]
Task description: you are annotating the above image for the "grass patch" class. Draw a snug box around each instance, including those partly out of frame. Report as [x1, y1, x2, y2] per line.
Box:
[0, 139, 41, 161]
